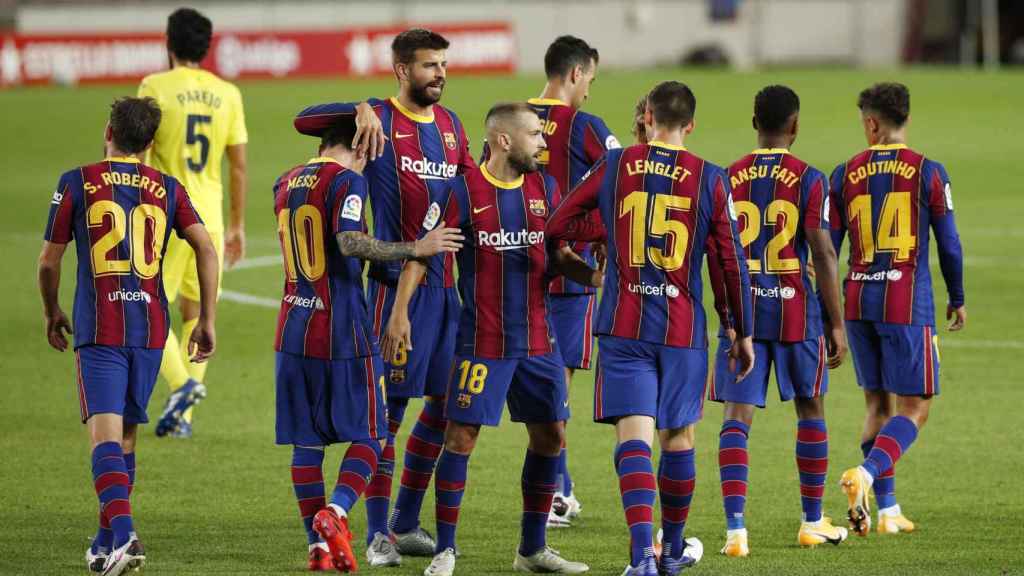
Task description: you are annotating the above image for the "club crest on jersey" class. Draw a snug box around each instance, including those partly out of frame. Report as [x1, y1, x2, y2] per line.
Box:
[456, 393, 472, 409]
[389, 369, 405, 384]
[444, 132, 457, 150]
[529, 198, 547, 216]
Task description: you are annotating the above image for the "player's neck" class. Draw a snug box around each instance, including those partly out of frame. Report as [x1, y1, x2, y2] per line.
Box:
[484, 156, 523, 184]
[321, 146, 363, 175]
[105, 145, 142, 162]
[649, 127, 686, 148]
[395, 92, 434, 118]
[538, 82, 571, 107]
[169, 55, 201, 69]
[756, 132, 792, 151]
[871, 131, 907, 146]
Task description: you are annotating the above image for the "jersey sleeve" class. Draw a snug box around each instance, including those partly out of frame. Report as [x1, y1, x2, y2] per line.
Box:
[704, 237, 732, 330]
[331, 175, 369, 235]
[802, 169, 830, 231]
[924, 160, 964, 307]
[924, 160, 954, 217]
[827, 163, 848, 253]
[171, 179, 203, 236]
[583, 115, 620, 164]
[547, 155, 609, 242]
[708, 169, 753, 338]
[420, 180, 467, 238]
[293, 99, 380, 136]
[226, 84, 249, 146]
[43, 172, 74, 243]
[456, 118, 478, 174]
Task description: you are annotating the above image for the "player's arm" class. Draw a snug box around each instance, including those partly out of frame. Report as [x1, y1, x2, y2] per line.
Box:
[709, 173, 755, 380]
[827, 165, 847, 255]
[546, 157, 608, 242]
[224, 143, 247, 268]
[806, 175, 847, 367]
[293, 101, 386, 160]
[583, 116, 621, 162]
[705, 237, 734, 339]
[38, 241, 71, 352]
[455, 119, 478, 174]
[551, 246, 603, 288]
[173, 183, 217, 361]
[927, 166, 966, 331]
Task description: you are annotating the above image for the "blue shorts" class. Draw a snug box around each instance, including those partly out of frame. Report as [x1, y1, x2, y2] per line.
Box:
[549, 295, 596, 370]
[847, 320, 940, 396]
[594, 335, 707, 430]
[445, 351, 570, 427]
[369, 280, 459, 399]
[709, 335, 828, 407]
[275, 351, 388, 446]
[75, 345, 162, 424]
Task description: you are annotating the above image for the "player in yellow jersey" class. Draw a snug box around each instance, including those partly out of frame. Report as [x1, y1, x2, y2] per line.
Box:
[139, 8, 248, 438]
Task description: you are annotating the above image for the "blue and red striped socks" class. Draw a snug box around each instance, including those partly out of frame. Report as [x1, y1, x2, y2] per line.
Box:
[861, 416, 918, 483]
[92, 442, 133, 548]
[291, 446, 326, 545]
[365, 397, 407, 542]
[861, 440, 896, 510]
[331, 441, 381, 514]
[434, 449, 469, 553]
[796, 419, 828, 522]
[615, 440, 656, 567]
[718, 420, 749, 530]
[392, 399, 446, 534]
[92, 450, 135, 553]
[520, 450, 559, 556]
[658, 449, 695, 560]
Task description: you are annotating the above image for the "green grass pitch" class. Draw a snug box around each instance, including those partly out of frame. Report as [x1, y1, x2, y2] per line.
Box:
[1, 67, 1022, 575]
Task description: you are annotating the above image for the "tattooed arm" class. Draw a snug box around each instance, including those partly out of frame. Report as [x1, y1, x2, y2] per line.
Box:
[336, 227, 464, 262]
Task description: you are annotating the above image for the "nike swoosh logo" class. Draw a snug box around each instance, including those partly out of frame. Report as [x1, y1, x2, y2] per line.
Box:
[807, 531, 843, 545]
[472, 205, 492, 214]
[395, 132, 414, 139]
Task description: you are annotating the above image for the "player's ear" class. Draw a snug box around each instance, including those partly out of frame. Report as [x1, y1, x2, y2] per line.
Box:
[393, 61, 408, 83]
[684, 119, 695, 135]
[571, 64, 583, 85]
[751, 115, 758, 132]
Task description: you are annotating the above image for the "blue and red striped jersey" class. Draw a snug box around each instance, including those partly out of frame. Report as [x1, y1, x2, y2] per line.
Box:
[829, 144, 964, 326]
[43, 157, 202, 349]
[528, 98, 620, 295]
[294, 97, 476, 288]
[422, 165, 559, 358]
[547, 141, 753, 348]
[708, 149, 830, 342]
[273, 158, 376, 360]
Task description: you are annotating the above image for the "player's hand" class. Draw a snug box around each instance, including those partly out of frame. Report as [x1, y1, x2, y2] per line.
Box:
[413, 227, 464, 258]
[45, 309, 73, 352]
[381, 312, 412, 366]
[353, 102, 386, 161]
[947, 304, 966, 331]
[593, 242, 607, 271]
[729, 335, 755, 382]
[825, 322, 848, 369]
[724, 327, 737, 345]
[224, 225, 246, 269]
[188, 318, 216, 363]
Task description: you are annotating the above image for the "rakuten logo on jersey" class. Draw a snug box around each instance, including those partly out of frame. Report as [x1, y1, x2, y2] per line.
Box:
[751, 285, 797, 300]
[850, 269, 903, 282]
[284, 294, 326, 310]
[627, 282, 680, 298]
[400, 156, 457, 180]
[477, 229, 544, 251]
[108, 289, 152, 303]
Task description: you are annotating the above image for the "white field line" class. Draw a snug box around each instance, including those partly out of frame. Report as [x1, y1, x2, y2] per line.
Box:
[220, 289, 278, 308]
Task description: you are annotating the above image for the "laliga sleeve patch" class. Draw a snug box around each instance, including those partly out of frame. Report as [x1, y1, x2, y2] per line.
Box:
[423, 201, 441, 230]
[944, 182, 954, 210]
[727, 193, 738, 221]
[341, 194, 363, 222]
[605, 134, 621, 150]
[823, 195, 830, 223]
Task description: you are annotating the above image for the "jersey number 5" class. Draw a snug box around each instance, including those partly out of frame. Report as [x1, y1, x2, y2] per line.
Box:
[619, 190, 691, 272]
[186, 114, 212, 173]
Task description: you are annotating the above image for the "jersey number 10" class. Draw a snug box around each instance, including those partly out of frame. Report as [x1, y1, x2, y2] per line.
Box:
[278, 206, 326, 282]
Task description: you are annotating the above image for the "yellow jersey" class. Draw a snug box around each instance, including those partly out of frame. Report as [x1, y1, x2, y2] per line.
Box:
[138, 66, 247, 233]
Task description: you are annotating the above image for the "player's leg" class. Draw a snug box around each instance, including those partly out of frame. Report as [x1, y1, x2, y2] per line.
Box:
[155, 234, 194, 437]
[391, 287, 457, 553]
[654, 345, 707, 575]
[708, 334, 768, 558]
[507, 353, 588, 573]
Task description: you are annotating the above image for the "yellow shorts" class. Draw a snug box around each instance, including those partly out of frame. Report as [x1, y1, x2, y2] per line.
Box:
[162, 230, 224, 303]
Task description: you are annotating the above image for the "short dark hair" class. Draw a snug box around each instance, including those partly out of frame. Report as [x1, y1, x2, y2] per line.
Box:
[109, 97, 162, 154]
[320, 117, 359, 151]
[485, 102, 539, 130]
[647, 81, 696, 129]
[544, 35, 599, 79]
[858, 82, 910, 126]
[166, 8, 212, 63]
[391, 28, 450, 64]
[754, 85, 800, 133]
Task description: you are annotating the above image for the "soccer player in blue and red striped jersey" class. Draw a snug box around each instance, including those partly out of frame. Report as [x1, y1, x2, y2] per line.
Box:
[705, 85, 850, 556]
[383, 103, 595, 576]
[528, 35, 620, 525]
[292, 29, 477, 562]
[273, 116, 462, 572]
[548, 81, 755, 576]
[830, 82, 966, 537]
[38, 97, 218, 576]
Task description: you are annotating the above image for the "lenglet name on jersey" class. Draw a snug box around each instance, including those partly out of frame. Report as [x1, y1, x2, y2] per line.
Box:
[625, 159, 692, 183]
